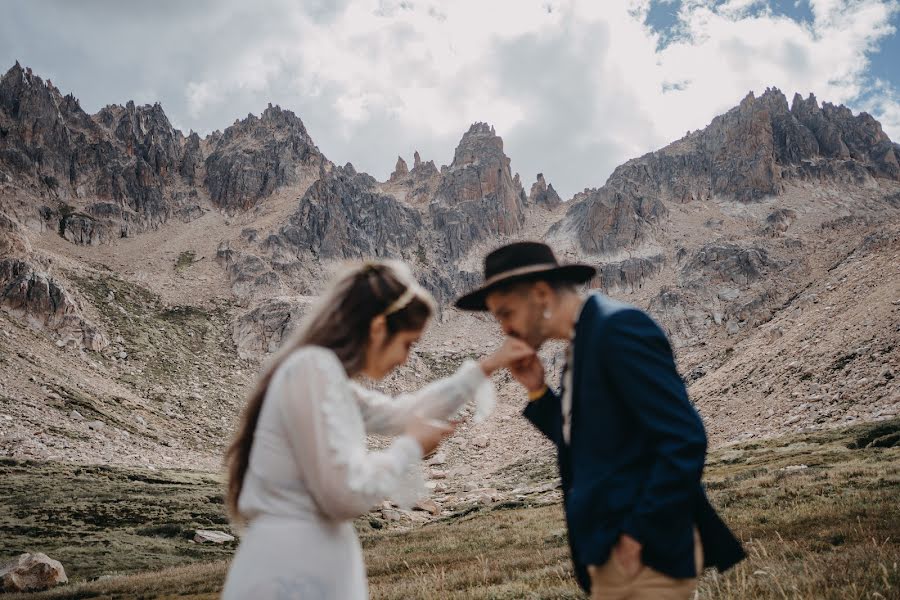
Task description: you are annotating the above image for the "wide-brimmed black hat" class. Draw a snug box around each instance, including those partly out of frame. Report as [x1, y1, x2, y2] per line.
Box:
[454, 241, 596, 311]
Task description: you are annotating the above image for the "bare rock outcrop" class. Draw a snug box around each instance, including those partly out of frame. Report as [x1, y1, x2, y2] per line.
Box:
[204, 104, 325, 212]
[267, 165, 423, 261]
[649, 242, 794, 346]
[0, 258, 107, 350]
[94, 100, 182, 179]
[591, 255, 665, 293]
[232, 297, 312, 359]
[0, 63, 204, 236]
[680, 243, 775, 286]
[430, 123, 526, 259]
[551, 185, 667, 255]
[384, 151, 441, 204]
[0, 211, 31, 256]
[390, 156, 409, 181]
[216, 242, 282, 303]
[763, 208, 798, 237]
[527, 173, 561, 208]
[179, 131, 203, 184]
[0, 553, 68, 593]
[555, 87, 900, 255]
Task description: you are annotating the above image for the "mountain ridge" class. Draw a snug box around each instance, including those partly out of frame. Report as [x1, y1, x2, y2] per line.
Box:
[0, 62, 897, 478]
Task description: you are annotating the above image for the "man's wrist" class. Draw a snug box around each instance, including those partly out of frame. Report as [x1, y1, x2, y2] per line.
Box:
[479, 357, 496, 376]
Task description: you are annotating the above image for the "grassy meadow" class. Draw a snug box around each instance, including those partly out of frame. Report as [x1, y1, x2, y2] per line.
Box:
[1, 418, 898, 599]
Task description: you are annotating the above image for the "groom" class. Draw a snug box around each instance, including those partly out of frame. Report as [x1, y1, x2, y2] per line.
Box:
[455, 242, 745, 599]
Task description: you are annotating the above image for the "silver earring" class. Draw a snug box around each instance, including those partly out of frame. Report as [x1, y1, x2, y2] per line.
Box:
[543, 309, 552, 320]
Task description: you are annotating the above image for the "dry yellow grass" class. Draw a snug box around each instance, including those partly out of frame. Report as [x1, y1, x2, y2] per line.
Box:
[4, 418, 898, 599]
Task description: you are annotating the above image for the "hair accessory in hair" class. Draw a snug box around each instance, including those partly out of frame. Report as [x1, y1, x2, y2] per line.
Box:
[383, 283, 424, 316]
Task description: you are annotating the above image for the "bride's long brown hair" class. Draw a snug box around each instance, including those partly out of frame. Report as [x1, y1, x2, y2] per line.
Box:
[225, 260, 435, 521]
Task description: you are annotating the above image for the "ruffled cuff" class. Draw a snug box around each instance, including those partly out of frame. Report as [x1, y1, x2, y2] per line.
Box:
[457, 360, 496, 424]
[388, 435, 426, 510]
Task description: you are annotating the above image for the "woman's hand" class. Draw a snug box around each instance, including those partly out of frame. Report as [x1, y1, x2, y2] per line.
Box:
[405, 415, 456, 457]
[480, 338, 546, 393]
[479, 338, 537, 376]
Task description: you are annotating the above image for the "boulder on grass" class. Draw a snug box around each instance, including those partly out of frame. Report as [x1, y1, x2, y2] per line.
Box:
[194, 530, 235, 544]
[0, 552, 68, 592]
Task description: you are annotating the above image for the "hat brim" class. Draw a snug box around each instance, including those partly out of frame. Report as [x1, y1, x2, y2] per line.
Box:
[454, 264, 597, 312]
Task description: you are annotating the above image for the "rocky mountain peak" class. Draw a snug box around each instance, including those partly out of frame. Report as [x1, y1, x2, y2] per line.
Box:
[390, 155, 409, 181]
[557, 86, 900, 255]
[94, 100, 181, 178]
[203, 103, 325, 212]
[1, 61, 90, 129]
[452, 122, 505, 167]
[528, 173, 561, 208]
[430, 123, 525, 258]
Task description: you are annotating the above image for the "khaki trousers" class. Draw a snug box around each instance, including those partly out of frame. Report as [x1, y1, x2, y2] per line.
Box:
[588, 530, 703, 600]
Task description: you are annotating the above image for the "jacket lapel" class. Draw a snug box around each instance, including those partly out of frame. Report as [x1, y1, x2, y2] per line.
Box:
[568, 295, 600, 444]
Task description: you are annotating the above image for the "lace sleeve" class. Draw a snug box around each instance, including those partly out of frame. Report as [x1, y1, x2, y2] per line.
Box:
[275, 347, 426, 519]
[349, 359, 496, 436]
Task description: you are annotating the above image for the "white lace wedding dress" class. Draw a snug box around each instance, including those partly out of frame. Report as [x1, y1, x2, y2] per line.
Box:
[221, 345, 494, 600]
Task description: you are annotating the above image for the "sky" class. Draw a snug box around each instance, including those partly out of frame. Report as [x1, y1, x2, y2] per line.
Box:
[1, 0, 898, 199]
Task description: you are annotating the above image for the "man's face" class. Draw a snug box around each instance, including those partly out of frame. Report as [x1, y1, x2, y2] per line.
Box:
[485, 284, 547, 350]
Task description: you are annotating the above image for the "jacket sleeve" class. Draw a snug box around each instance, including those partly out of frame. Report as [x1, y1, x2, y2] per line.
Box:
[523, 388, 563, 447]
[604, 309, 707, 545]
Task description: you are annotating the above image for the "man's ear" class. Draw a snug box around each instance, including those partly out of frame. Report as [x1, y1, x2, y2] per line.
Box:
[531, 280, 554, 305]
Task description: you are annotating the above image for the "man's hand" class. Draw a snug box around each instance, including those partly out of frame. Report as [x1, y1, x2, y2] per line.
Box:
[612, 534, 643, 578]
[480, 337, 537, 376]
[507, 351, 545, 395]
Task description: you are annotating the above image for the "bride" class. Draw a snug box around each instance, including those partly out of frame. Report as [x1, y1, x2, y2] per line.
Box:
[221, 260, 533, 599]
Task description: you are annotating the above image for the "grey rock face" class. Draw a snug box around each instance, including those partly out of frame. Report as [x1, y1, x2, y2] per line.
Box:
[386, 151, 441, 204]
[270, 165, 423, 260]
[95, 100, 181, 179]
[0, 212, 31, 256]
[390, 156, 409, 181]
[430, 123, 525, 259]
[216, 242, 282, 303]
[680, 243, 774, 286]
[558, 87, 900, 254]
[204, 105, 324, 212]
[60, 211, 105, 245]
[252, 125, 530, 309]
[0, 63, 201, 235]
[528, 173, 561, 208]
[764, 208, 798, 237]
[232, 297, 311, 359]
[57, 201, 143, 245]
[592, 255, 666, 293]
[179, 131, 203, 184]
[553, 186, 667, 255]
[0, 258, 108, 350]
[649, 241, 794, 347]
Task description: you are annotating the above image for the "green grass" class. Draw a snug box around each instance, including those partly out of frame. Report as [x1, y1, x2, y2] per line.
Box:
[173, 252, 197, 273]
[68, 272, 242, 407]
[0, 460, 235, 584]
[2, 419, 898, 599]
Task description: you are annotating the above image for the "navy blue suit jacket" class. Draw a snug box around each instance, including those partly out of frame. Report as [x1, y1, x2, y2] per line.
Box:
[524, 294, 745, 592]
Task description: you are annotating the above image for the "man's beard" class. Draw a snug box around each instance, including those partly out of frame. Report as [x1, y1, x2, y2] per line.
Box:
[520, 320, 546, 350]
